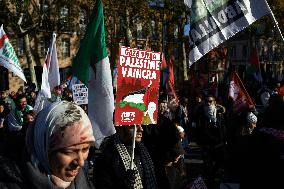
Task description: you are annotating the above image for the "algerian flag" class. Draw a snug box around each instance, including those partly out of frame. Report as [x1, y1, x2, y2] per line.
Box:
[72, 0, 115, 147]
[34, 32, 60, 113]
[0, 25, 26, 82]
[188, 0, 270, 66]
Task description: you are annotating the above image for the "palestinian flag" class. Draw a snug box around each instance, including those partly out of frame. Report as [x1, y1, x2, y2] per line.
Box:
[246, 48, 262, 83]
[118, 81, 152, 112]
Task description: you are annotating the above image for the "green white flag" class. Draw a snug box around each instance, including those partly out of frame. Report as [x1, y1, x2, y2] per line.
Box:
[188, 0, 270, 66]
[72, 0, 115, 147]
[0, 25, 26, 82]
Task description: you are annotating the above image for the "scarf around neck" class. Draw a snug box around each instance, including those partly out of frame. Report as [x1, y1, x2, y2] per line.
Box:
[113, 134, 157, 189]
[15, 105, 31, 125]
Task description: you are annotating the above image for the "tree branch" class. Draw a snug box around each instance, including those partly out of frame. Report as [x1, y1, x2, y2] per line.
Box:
[17, 13, 40, 35]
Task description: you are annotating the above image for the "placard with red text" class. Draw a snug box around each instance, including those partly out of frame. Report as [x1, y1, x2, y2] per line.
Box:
[115, 46, 161, 126]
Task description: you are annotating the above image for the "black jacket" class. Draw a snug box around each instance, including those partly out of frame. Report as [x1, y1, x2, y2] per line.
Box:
[0, 152, 95, 189]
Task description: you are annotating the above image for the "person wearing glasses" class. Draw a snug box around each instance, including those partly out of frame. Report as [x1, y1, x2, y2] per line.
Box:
[93, 125, 157, 189]
[195, 94, 226, 187]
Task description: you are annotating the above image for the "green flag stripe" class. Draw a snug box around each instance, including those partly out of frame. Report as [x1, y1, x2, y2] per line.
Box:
[72, 0, 107, 85]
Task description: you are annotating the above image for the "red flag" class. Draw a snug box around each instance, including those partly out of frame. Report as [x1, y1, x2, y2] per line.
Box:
[168, 58, 175, 87]
[277, 84, 284, 96]
[228, 71, 255, 113]
[167, 80, 179, 104]
[160, 53, 169, 88]
[250, 48, 260, 67]
[161, 53, 167, 70]
[166, 58, 178, 103]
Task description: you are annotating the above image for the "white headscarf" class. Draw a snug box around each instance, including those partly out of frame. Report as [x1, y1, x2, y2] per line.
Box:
[247, 112, 257, 124]
[27, 101, 95, 174]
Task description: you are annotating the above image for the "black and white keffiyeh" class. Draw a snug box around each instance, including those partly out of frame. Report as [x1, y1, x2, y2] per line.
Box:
[113, 134, 157, 189]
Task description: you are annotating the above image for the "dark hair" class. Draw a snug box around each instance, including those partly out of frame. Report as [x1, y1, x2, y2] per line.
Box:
[26, 110, 35, 117]
[15, 93, 27, 103]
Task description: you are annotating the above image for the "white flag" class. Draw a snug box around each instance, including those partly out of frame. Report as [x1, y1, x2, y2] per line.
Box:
[34, 32, 60, 112]
[188, 0, 270, 66]
[0, 25, 26, 82]
[184, 0, 192, 8]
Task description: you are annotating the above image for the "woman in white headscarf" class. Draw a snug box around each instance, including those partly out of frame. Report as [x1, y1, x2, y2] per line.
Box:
[0, 101, 96, 189]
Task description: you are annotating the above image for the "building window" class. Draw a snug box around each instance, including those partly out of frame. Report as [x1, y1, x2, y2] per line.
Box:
[40, 0, 49, 16]
[17, 38, 24, 56]
[151, 20, 157, 39]
[60, 6, 69, 19]
[39, 36, 50, 57]
[118, 16, 125, 37]
[59, 6, 69, 30]
[61, 38, 70, 57]
[60, 66, 71, 82]
[39, 0, 51, 29]
[135, 17, 143, 39]
[79, 8, 87, 34]
[242, 45, 247, 59]
[174, 24, 179, 39]
[149, 0, 165, 8]
[230, 46, 236, 59]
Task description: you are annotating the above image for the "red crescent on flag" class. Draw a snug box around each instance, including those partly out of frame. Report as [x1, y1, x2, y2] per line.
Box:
[45, 55, 51, 69]
[0, 34, 8, 49]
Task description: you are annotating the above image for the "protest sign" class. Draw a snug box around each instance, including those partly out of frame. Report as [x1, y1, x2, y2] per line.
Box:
[72, 84, 88, 105]
[115, 46, 161, 125]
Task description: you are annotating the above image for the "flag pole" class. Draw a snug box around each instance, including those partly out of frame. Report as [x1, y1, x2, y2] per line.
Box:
[265, 0, 284, 43]
[130, 124, 137, 170]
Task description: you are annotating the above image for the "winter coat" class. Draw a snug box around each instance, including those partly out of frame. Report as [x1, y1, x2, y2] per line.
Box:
[231, 129, 284, 189]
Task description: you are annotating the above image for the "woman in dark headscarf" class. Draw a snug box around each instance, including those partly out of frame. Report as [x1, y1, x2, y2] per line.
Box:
[0, 101, 96, 189]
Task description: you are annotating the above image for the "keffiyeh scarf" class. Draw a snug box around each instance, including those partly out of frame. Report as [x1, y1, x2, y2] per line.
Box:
[113, 134, 157, 189]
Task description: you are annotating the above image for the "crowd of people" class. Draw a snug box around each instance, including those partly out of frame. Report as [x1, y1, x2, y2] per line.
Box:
[0, 78, 283, 189]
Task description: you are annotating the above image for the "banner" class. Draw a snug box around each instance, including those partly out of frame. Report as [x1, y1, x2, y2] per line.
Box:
[188, 0, 270, 66]
[72, 84, 88, 105]
[0, 25, 26, 82]
[115, 46, 161, 125]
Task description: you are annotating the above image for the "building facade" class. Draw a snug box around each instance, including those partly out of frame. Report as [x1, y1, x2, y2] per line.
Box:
[0, 0, 94, 92]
